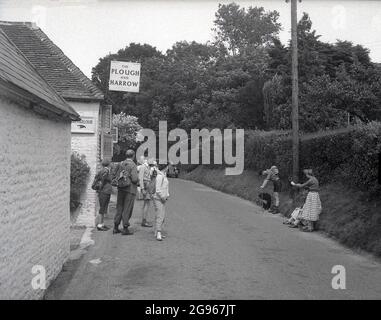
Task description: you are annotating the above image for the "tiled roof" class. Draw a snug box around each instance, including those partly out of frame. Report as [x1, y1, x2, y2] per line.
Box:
[0, 29, 80, 120]
[0, 21, 104, 101]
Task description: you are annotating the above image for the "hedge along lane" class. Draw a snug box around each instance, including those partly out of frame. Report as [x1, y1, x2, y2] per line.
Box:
[243, 123, 380, 195]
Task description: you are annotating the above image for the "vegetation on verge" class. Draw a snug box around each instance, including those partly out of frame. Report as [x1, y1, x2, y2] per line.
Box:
[181, 122, 381, 257]
[70, 152, 90, 212]
[244, 122, 381, 197]
[182, 166, 381, 257]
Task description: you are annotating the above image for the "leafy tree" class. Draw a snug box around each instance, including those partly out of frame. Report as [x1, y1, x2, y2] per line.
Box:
[161, 41, 219, 129]
[91, 43, 164, 127]
[166, 41, 220, 64]
[213, 3, 281, 55]
[91, 4, 281, 132]
[112, 113, 142, 157]
[267, 12, 380, 131]
[90, 7, 381, 135]
[263, 74, 287, 129]
[304, 66, 381, 124]
[267, 38, 289, 76]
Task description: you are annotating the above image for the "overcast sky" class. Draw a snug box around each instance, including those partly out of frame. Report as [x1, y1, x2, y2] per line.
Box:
[1, 0, 381, 78]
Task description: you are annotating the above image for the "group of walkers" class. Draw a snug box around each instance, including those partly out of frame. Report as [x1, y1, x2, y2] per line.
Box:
[92, 149, 170, 241]
[93, 150, 321, 238]
[259, 166, 322, 232]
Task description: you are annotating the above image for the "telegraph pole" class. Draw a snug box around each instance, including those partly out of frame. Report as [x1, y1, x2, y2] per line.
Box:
[287, 0, 300, 182]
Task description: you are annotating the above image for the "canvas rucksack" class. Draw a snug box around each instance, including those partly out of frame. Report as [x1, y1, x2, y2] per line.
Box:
[258, 192, 272, 210]
[111, 161, 131, 188]
[91, 167, 110, 191]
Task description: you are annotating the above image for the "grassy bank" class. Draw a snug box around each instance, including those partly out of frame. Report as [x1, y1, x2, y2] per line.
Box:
[182, 166, 381, 257]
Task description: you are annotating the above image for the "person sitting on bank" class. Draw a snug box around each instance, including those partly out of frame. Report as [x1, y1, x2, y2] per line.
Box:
[283, 207, 303, 228]
[260, 166, 282, 214]
[95, 159, 112, 231]
[291, 169, 322, 232]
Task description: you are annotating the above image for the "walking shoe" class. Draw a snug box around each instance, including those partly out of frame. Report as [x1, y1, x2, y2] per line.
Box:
[154, 230, 166, 238]
[156, 231, 162, 241]
[270, 206, 280, 214]
[301, 226, 313, 232]
[97, 224, 109, 231]
[113, 228, 121, 234]
[141, 221, 153, 227]
[121, 228, 134, 235]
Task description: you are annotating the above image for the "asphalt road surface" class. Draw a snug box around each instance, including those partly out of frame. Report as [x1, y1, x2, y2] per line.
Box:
[46, 179, 381, 300]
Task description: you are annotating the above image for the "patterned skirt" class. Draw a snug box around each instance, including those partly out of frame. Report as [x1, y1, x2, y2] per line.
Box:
[301, 192, 322, 222]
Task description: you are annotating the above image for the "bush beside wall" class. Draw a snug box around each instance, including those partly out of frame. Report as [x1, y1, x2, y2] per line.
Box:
[70, 152, 90, 212]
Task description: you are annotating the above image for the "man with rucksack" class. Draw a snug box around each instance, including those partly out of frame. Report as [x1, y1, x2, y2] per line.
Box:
[112, 149, 139, 235]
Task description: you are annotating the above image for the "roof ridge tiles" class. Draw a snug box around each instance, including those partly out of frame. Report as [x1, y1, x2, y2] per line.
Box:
[0, 21, 104, 101]
[0, 28, 80, 120]
[33, 27, 104, 99]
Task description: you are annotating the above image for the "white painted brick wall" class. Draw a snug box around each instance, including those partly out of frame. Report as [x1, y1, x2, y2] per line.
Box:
[69, 101, 100, 227]
[0, 96, 71, 299]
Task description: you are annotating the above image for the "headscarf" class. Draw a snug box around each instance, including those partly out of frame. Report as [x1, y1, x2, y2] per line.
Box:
[270, 166, 279, 175]
[303, 168, 313, 176]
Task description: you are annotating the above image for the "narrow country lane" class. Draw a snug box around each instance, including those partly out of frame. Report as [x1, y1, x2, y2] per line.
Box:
[46, 179, 381, 300]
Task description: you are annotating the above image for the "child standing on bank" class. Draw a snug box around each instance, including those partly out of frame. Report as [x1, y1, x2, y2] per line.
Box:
[260, 166, 282, 214]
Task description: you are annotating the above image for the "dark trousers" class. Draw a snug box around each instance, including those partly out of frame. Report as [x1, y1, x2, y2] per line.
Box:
[114, 189, 136, 229]
[98, 192, 111, 215]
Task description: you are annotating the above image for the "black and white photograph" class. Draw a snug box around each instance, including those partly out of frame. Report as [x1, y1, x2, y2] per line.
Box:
[0, 0, 380, 306]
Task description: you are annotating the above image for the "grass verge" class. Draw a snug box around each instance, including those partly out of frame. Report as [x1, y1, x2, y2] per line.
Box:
[182, 165, 381, 257]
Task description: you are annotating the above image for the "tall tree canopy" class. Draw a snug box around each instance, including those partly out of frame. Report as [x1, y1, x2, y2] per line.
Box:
[91, 5, 381, 134]
[265, 12, 381, 131]
[91, 43, 164, 127]
[212, 3, 281, 55]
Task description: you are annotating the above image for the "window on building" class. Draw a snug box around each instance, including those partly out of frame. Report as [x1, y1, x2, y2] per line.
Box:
[101, 132, 113, 160]
[101, 104, 112, 133]
[99, 104, 113, 161]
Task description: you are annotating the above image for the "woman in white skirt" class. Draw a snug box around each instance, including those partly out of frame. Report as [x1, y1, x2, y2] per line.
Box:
[291, 169, 322, 232]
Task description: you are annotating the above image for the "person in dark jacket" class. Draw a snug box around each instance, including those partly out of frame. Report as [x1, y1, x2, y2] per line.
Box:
[113, 149, 139, 235]
[95, 159, 113, 231]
